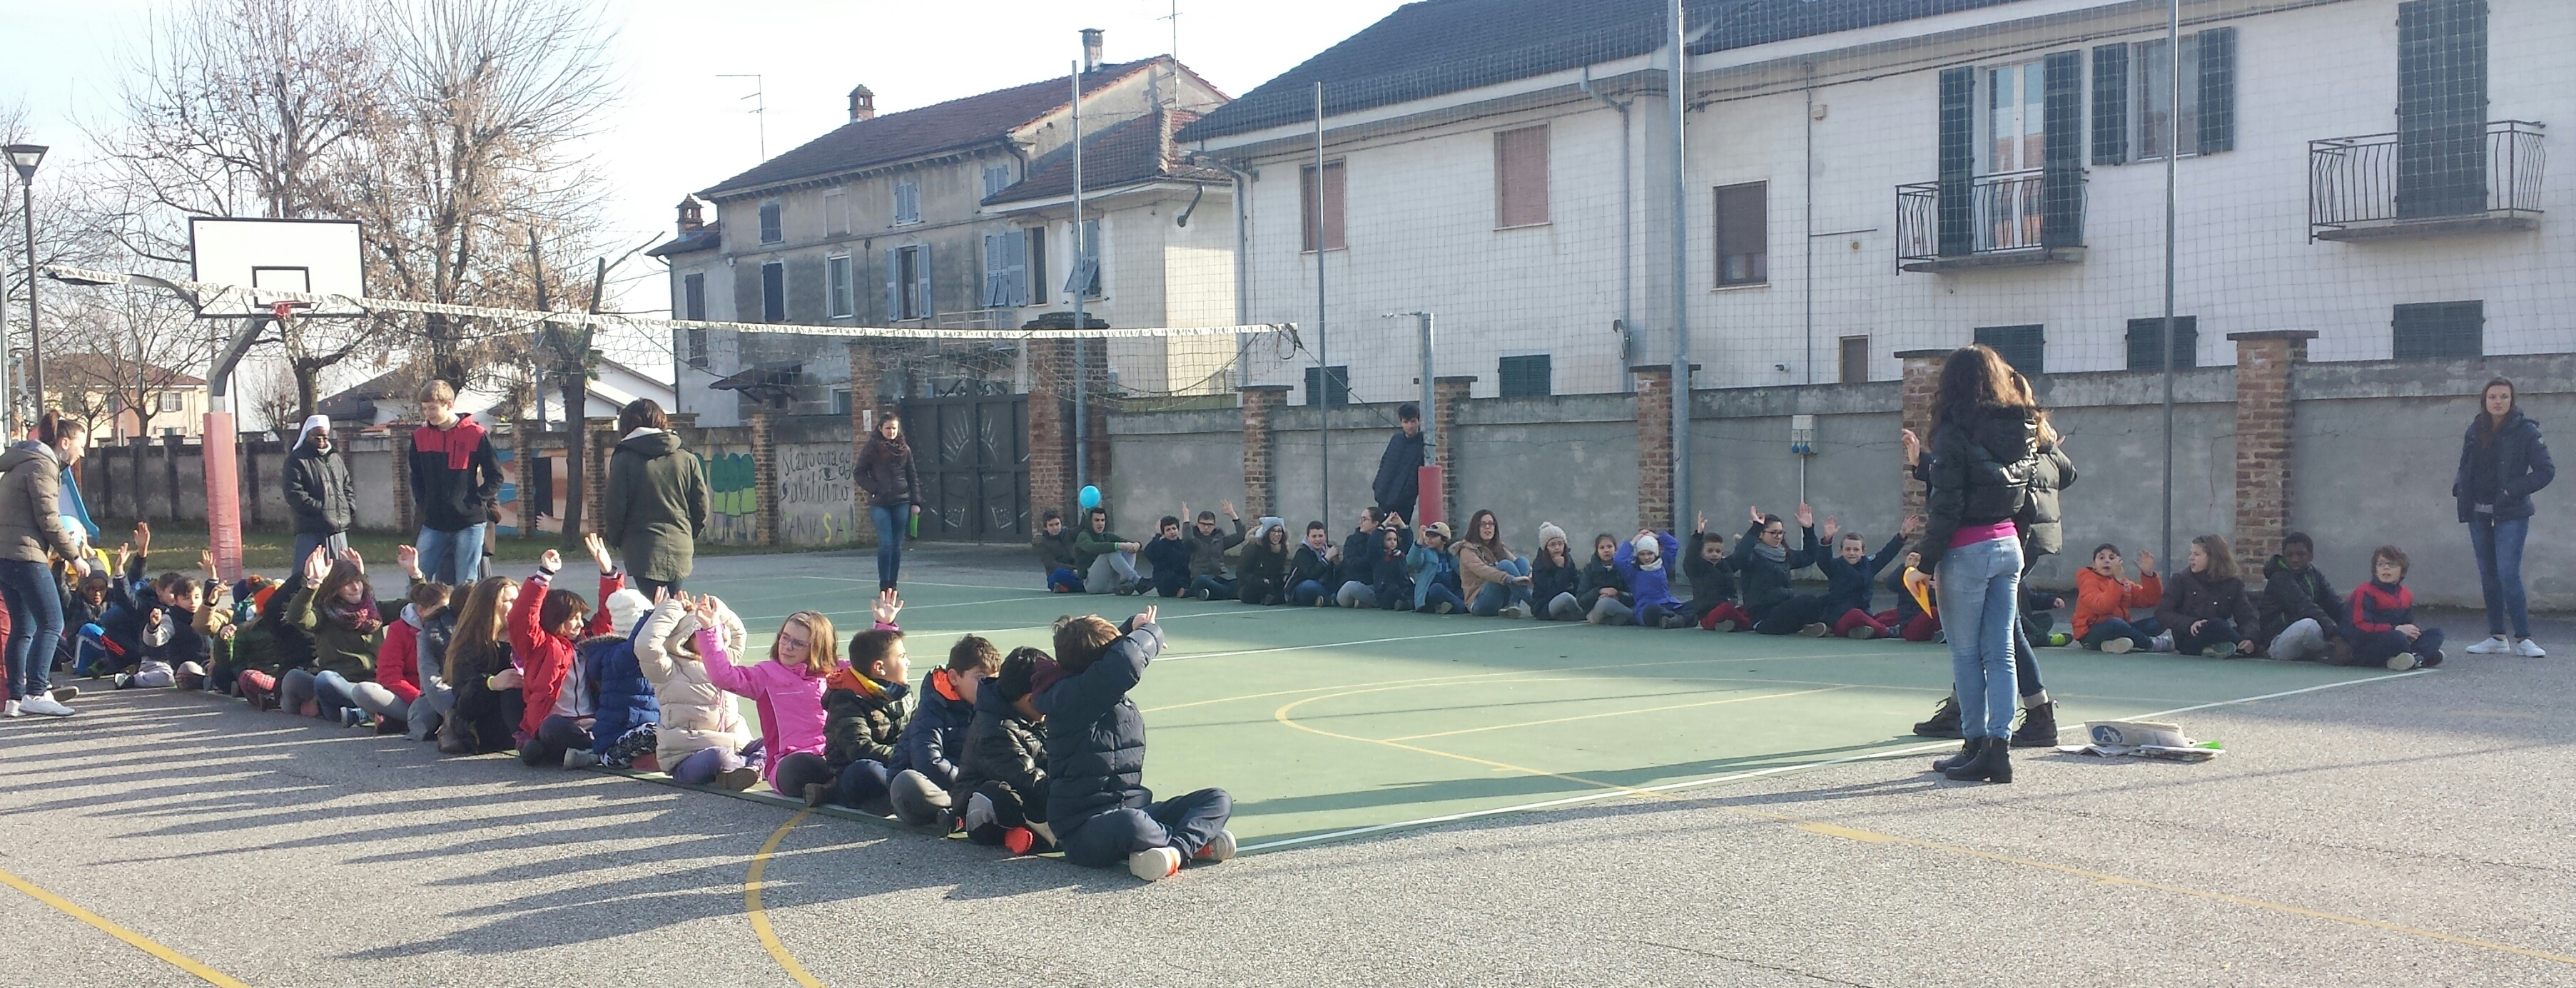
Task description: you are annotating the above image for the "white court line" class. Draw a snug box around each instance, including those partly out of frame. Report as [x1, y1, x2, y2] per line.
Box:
[1237, 668, 2433, 854]
[1160, 622, 1579, 662]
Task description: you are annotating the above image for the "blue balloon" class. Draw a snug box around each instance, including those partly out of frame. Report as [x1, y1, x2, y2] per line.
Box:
[1079, 485, 1102, 510]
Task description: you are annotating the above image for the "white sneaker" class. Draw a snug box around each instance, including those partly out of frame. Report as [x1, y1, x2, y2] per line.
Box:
[2150, 631, 2175, 653]
[1194, 828, 1237, 864]
[2101, 637, 2134, 655]
[2466, 635, 2513, 655]
[4, 700, 19, 718]
[2385, 652, 2419, 671]
[1498, 604, 1526, 619]
[2514, 638, 2548, 658]
[18, 696, 76, 717]
[1128, 846, 1182, 882]
[961, 792, 998, 832]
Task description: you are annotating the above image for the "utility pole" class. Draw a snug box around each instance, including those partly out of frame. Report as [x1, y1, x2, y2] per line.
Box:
[1666, 0, 1692, 531]
[718, 74, 766, 161]
[1070, 58, 1089, 496]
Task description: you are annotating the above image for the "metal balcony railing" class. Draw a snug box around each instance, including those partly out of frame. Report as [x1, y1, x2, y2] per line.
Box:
[1896, 168, 2084, 271]
[2309, 120, 2544, 241]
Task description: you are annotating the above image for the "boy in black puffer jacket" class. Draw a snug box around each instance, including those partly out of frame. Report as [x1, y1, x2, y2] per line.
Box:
[1683, 516, 1748, 631]
[888, 635, 997, 827]
[815, 628, 912, 815]
[958, 647, 1055, 854]
[1036, 608, 1234, 882]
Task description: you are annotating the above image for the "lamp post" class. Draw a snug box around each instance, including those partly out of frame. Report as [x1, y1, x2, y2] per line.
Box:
[6, 143, 45, 432]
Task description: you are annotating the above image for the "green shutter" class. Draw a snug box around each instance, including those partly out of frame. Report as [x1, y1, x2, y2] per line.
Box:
[2042, 51, 2085, 248]
[1498, 355, 1552, 398]
[2197, 28, 2237, 153]
[2093, 44, 2129, 165]
[1937, 67, 1975, 257]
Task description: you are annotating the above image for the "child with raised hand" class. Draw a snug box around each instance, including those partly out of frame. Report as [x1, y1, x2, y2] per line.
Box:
[1531, 524, 1583, 621]
[375, 546, 452, 736]
[285, 546, 390, 725]
[886, 634, 996, 827]
[699, 594, 857, 793]
[2347, 546, 2446, 671]
[1735, 504, 1831, 636]
[1235, 521, 1292, 606]
[511, 534, 627, 765]
[2156, 534, 2260, 658]
[785, 591, 906, 812]
[1815, 516, 1920, 639]
[1615, 528, 1686, 628]
[2072, 544, 2161, 653]
[1369, 523, 1416, 611]
[1180, 501, 1247, 601]
[1577, 533, 1634, 624]
[1406, 521, 1466, 615]
[1684, 514, 1750, 631]
[958, 646, 1056, 853]
[407, 583, 467, 741]
[1037, 606, 1235, 882]
[634, 590, 758, 788]
[1285, 521, 1340, 607]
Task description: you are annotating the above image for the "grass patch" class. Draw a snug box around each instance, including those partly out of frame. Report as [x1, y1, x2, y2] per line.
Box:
[91, 519, 866, 574]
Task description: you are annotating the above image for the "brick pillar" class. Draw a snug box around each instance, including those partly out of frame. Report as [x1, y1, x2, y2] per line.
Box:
[846, 342, 882, 529]
[1633, 365, 1673, 531]
[1025, 337, 1074, 518]
[1240, 385, 1292, 519]
[1896, 348, 1951, 521]
[2227, 330, 2315, 575]
[1431, 376, 1476, 526]
[391, 425, 414, 534]
[751, 410, 780, 546]
[586, 423, 614, 535]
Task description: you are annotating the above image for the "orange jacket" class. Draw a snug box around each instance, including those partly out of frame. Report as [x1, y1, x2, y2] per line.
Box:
[2072, 568, 2161, 638]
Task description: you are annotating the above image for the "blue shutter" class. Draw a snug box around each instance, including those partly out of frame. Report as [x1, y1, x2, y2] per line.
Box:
[1936, 67, 1975, 257]
[914, 243, 933, 321]
[981, 233, 1007, 307]
[2093, 44, 2129, 165]
[885, 248, 902, 320]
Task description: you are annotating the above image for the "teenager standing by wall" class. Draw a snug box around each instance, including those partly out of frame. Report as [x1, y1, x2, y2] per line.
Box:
[2455, 377, 2554, 657]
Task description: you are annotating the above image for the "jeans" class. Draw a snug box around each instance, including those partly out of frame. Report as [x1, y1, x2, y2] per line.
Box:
[0, 559, 63, 701]
[2352, 627, 2445, 666]
[520, 714, 594, 766]
[1048, 567, 1084, 593]
[1468, 559, 1534, 616]
[2011, 614, 2047, 698]
[833, 759, 896, 813]
[1085, 551, 1139, 594]
[1936, 536, 2022, 741]
[2081, 616, 2162, 651]
[290, 531, 351, 571]
[2468, 514, 2532, 638]
[2267, 617, 2333, 661]
[416, 524, 487, 586]
[1058, 788, 1234, 869]
[1753, 594, 1830, 635]
[280, 668, 321, 716]
[407, 680, 454, 740]
[1187, 575, 1237, 601]
[669, 745, 761, 785]
[1289, 579, 1330, 606]
[1419, 582, 1465, 614]
[2174, 618, 2244, 657]
[870, 504, 910, 589]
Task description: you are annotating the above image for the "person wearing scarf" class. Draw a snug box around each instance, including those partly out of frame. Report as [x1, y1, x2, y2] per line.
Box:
[285, 546, 397, 728]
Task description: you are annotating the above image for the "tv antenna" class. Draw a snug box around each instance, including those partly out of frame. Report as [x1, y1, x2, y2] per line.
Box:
[717, 73, 766, 160]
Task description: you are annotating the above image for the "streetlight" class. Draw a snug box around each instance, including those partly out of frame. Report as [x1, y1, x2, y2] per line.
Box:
[5, 143, 44, 434]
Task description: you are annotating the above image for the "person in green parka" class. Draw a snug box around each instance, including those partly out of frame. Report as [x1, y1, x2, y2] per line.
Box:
[604, 399, 711, 599]
[280, 547, 395, 728]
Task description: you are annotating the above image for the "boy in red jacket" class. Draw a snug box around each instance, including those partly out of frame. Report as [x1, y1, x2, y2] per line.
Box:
[2348, 546, 2445, 671]
[511, 535, 625, 762]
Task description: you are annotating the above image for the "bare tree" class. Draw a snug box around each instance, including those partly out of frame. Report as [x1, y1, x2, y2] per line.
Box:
[47, 282, 218, 516]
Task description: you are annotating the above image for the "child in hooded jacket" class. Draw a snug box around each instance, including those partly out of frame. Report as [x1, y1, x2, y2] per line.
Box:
[374, 579, 450, 734]
[1036, 608, 1235, 882]
[1235, 521, 1292, 606]
[510, 537, 624, 763]
[285, 547, 388, 724]
[2347, 546, 2446, 671]
[886, 634, 995, 827]
[957, 646, 1056, 854]
[1369, 525, 1416, 611]
[635, 593, 758, 788]
[1684, 516, 1750, 631]
[1616, 530, 1686, 628]
[1285, 522, 1339, 606]
[583, 588, 660, 768]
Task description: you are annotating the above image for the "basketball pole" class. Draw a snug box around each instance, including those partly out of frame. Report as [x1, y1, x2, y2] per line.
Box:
[201, 307, 272, 584]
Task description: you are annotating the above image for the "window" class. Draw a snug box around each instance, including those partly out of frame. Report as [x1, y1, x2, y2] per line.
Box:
[2094, 29, 2237, 165]
[1300, 161, 1346, 251]
[893, 182, 921, 225]
[1839, 336, 1870, 384]
[823, 188, 848, 236]
[684, 327, 708, 370]
[982, 231, 1029, 307]
[1713, 182, 1768, 285]
[1303, 365, 1349, 407]
[1494, 126, 1549, 228]
[1973, 325, 2046, 375]
[832, 389, 852, 417]
[983, 165, 1013, 200]
[826, 254, 853, 318]
[888, 246, 927, 320]
[760, 261, 786, 322]
[2125, 317, 2199, 370]
[1498, 355, 1552, 398]
[1979, 61, 2047, 175]
[157, 392, 186, 412]
[682, 272, 706, 321]
[1025, 228, 1048, 306]
[1061, 219, 1103, 300]
[758, 201, 782, 243]
[2393, 300, 2483, 359]
[2136, 36, 2200, 160]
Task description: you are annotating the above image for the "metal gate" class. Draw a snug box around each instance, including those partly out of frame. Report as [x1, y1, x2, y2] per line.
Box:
[899, 394, 1028, 542]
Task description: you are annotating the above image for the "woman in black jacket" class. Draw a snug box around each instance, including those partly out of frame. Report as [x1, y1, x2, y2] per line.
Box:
[2453, 377, 2555, 657]
[855, 414, 923, 592]
[1913, 345, 2041, 783]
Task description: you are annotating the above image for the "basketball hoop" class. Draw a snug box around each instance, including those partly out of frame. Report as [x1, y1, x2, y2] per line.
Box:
[270, 300, 312, 323]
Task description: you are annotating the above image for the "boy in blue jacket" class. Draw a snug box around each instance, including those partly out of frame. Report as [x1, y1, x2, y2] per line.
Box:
[1815, 518, 1918, 639]
[1406, 521, 1466, 614]
[1616, 529, 1687, 628]
[1139, 516, 1194, 599]
[1036, 607, 1235, 882]
[888, 635, 997, 827]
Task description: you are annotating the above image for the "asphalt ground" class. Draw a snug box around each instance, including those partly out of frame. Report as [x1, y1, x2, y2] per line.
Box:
[2, 544, 2570, 987]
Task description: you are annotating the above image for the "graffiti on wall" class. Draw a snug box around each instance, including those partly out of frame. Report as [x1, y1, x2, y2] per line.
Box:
[777, 443, 855, 546]
[705, 449, 758, 544]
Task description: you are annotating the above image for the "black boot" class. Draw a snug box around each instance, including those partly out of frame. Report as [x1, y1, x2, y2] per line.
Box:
[1942, 738, 2012, 783]
[1930, 740, 1978, 772]
[1912, 696, 1963, 738]
[2009, 701, 2059, 748]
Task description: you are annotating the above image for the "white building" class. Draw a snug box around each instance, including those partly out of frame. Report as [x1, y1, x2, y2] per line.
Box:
[1182, 0, 2566, 403]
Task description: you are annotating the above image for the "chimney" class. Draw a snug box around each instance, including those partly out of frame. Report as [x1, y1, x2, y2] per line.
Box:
[848, 84, 876, 122]
[676, 196, 704, 233]
[1081, 29, 1103, 74]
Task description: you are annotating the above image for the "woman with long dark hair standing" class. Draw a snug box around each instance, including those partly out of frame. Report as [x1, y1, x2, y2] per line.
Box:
[1912, 345, 2041, 784]
[2455, 377, 2554, 657]
[856, 413, 923, 591]
[0, 411, 91, 717]
[604, 399, 711, 599]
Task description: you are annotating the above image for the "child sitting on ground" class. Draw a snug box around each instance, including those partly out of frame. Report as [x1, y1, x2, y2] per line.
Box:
[1072, 507, 1145, 596]
[1815, 518, 1917, 639]
[285, 547, 386, 723]
[1616, 529, 1686, 628]
[2260, 532, 2345, 662]
[2021, 585, 2070, 647]
[2073, 544, 2163, 653]
[701, 596, 868, 795]
[2347, 546, 2446, 671]
[1285, 521, 1339, 606]
[1333, 508, 1386, 608]
[1182, 501, 1247, 601]
[1576, 534, 1634, 625]
[440, 576, 524, 755]
[790, 594, 910, 813]
[1235, 521, 1291, 606]
[957, 646, 1055, 854]
[1406, 521, 1466, 615]
[375, 576, 452, 736]
[2156, 534, 2259, 658]
[1140, 516, 1193, 599]
[1531, 524, 1583, 621]
[1370, 524, 1416, 611]
[1036, 606, 1235, 882]
[635, 591, 757, 788]
[886, 634, 995, 827]
[583, 587, 660, 770]
[1873, 550, 1942, 642]
[1035, 509, 1084, 593]
[511, 535, 626, 765]
[1684, 514, 1750, 631]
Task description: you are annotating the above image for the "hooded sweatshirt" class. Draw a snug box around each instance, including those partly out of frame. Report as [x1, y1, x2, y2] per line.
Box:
[377, 605, 427, 703]
[634, 598, 751, 769]
[0, 442, 82, 565]
[604, 428, 711, 582]
[284, 416, 356, 536]
[410, 413, 505, 533]
[2259, 556, 2342, 641]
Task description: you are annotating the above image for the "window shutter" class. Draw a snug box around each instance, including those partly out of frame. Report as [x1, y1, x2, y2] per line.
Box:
[981, 233, 1007, 307]
[2124, 317, 2199, 370]
[1973, 325, 2046, 375]
[1005, 230, 1029, 306]
[885, 248, 902, 320]
[1937, 67, 1975, 257]
[2092, 44, 2129, 165]
[1494, 126, 1548, 228]
[1025, 229, 1048, 306]
[915, 243, 934, 321]
[2041, 50, 2085, 248]
[1497, 355, 1551, 398]
[760, 262, 785, 322]
[2393, 300, 2484, 358]
[2196, 28, 2237, 153]
[2397, 0, 2488, 218]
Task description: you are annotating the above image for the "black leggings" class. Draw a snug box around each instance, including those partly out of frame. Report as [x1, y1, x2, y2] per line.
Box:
[1753, 594, 1830, 634]
[2174, 618, 2244, 656]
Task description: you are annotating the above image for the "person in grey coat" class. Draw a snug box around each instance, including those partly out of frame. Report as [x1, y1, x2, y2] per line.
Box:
[0, 410, 94, 717]
[283, 414, 355, 567]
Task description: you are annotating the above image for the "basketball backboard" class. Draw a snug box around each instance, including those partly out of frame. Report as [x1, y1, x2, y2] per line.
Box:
[188, 217, 365, 317]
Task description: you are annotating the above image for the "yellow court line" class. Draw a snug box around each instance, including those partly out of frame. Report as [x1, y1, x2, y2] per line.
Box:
[746, 809, 829, 988]
[1379, 686, 1854, 742]
[0, 865, 253, 988]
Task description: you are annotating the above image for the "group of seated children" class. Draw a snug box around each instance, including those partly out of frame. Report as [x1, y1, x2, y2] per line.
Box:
[1033, 501, 2450, 671]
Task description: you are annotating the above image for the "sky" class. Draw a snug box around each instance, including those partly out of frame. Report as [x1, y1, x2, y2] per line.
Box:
[0, 0, 1406, 370]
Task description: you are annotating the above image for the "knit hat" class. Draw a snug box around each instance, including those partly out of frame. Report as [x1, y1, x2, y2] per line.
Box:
[1632, 533, 1660, 558]
[1538, 522, 1567, 547]
[604, 589, 652, 638]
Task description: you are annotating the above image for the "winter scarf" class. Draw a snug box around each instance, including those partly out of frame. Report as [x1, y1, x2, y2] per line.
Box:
[826, 666, 893, 702]
[326, 590, 382, 636]
[1754, 541, 1788, 564]
[1631, 534, 1664, 571]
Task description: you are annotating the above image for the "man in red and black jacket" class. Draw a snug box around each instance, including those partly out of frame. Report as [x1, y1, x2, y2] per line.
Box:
[409, 380, 505, 585]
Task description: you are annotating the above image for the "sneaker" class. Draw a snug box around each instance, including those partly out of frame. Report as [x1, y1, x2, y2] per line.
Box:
[2420, 648, 2446, 669]
[112, 673, 131, 690]
[18, 696, 76, 717]
[1932, 630, 1947, 643]
[3, 700, 18, 718]
[1002, 826, 1037, 855]
[48, 686, 78, 702]
[1715, 619, 1743, 632]
[801, 782, 831, 808]
[1195, 828, 1238, 863]
[1128, 846, 1183, 882]
[1499, 604, 1526, 619]
[1433, 601, 1454, 615]
[2466, 635, 2513, 655]
[2047, 633, 2073, 647]
[716, 767, 761, 791]
[2201, 643, 2236, 659]
[2385, 652, 2419, 671]
[563, 750, 601, 769]
[1799, 623, 1829, 638]
[1312, 596, 1329, 608]
[1197, 588, 1213, 601]
[1845, 626, 1877, 640]
[2514, 638, 2547, 658]
[2101, 637, 2134, 654]
[339, 708, 367, 728]
[2150, 631, 2175, 653]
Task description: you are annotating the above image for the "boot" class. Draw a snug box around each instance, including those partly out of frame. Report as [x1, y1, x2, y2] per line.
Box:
[1912, 696, 1963, 738]
[1930, 740, 1979, 772]
[2009, 701, 2059, 748]
[1942, 738, 2012, 783]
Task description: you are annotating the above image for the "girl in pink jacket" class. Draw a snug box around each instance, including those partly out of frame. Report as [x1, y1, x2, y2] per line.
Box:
[693, 589, 901, 789]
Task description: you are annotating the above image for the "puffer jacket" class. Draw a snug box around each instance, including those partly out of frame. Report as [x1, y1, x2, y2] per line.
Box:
[634, 598, 751, 769]
[1237, 535, 1289, 603]
[288, 582, 383, 681]
[2258, 556, 2342, 642]
[582, 629, 660, 761]
[1338, 526, 1382, 586]
[822, 669, 911, 770]
[855, 435, 921, 509]
[508, 568, 624, 745]
[1614, 531, 1683, 610]
[2072, 568, 2161, 639]
[0, 442, 82, 564]
[2453, 409, 2555, 523]
[2156, 566, 2260, 636]
[893, 668, 975, 789]
[696, 625, 831, 788]
[1682, 531, 1738, 605]
[2019, 439, 2077, 559]
[1917, 404, 2041, 568]
[283, 440, 356, 536]
[1731, 523, 1821, 618]
[1036, 618, 1162, 829]
[604, 429, 711, 583]
[1185, 519, 1245, 579]
[377, 606, 427, 704]
[956, 685, 1046, 810]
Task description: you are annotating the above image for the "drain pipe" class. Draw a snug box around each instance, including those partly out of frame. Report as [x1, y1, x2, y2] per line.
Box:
[1581, 65, 1636, 394]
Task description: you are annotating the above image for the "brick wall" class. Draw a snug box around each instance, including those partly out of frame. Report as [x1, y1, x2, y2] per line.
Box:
[1431, 376, 1475, 526]
[1633, 365, 1672, 531]
[1026, 337, 1074, 518]
[751, 411, 780, 545]
[2228, 330, 2314, 571]
[1896, 349, 1949, 521]
[1240, 385, 1289, 519]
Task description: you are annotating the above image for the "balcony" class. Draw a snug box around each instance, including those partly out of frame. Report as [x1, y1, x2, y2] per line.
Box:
[1895, 168, 2086, 273]
[2309, 121, 2544, 242]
